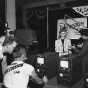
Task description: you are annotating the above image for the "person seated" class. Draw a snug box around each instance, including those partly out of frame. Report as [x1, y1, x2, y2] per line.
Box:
[55, 28, 72, 56]
[71, 29, 88, 56]
[3, 46, 48, 88]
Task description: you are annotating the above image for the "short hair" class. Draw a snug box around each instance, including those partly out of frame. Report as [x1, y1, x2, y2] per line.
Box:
[2, 36, 17, 46]
[59, 27, 67, 34]
[79, 29, 88, 36]
[58, 28, 67, 39]
[13, 45, 26, 59]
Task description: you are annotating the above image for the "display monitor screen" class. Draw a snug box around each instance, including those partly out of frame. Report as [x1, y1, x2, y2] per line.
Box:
[37, 57, 44, 64]
[60, 60, 68, 68]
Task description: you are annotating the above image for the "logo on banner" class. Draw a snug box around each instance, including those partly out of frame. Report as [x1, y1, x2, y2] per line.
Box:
[73, 6, 88, 16]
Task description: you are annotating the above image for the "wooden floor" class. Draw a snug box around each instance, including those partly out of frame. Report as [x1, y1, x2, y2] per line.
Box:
[43, 76, 84, 88]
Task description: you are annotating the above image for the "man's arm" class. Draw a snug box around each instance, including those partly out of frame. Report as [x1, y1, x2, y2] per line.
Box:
[24, 63, 48, 84]
[31, 69, 48, 84]
[1, 56, 7, 75]
[79, 40, 88, 56]
[72, 39, 88, 56]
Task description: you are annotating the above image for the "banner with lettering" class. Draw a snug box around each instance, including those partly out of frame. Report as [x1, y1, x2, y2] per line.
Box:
[73, 6, 88, 16]
[57, 17, 87, 39]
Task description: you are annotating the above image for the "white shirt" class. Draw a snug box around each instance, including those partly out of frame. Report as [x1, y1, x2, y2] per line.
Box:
[0, 36, 5, 60]
[3, 61, 34, 88]
[0, 44, 3, 60]
[55, 38, 72, 56]
[0, 36, 5, 45]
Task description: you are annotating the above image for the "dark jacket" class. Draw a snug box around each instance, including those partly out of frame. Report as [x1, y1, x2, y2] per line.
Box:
[74, 38, 88, 57]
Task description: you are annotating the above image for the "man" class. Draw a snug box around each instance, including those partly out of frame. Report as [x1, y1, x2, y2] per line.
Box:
[55, 28, 72, 56]
[3, 46, 48, 88]
[0, 35, 17, 82]
[71, 29, 88, 56]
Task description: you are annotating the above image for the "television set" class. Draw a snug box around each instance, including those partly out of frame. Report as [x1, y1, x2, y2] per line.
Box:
[35, 52, 59, 79]
[57, 54, 83, 87]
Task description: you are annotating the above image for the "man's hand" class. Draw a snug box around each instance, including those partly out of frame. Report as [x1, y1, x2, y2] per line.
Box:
[31, 69, 48, 84]
[42, 76, 48, 84]
[69, 44, 76, 49]
[77, 43, 83, 48]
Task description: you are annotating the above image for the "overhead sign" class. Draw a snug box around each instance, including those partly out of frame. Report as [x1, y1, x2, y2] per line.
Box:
[57, 17, 87, 39]
[73, 6, 88, 16]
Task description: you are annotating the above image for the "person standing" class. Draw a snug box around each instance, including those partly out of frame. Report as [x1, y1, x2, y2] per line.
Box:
[71, 29, 88, 56]
[0, 36, 17, 82]
[55, 28, 72, 56]
[3, 46, 48, 88]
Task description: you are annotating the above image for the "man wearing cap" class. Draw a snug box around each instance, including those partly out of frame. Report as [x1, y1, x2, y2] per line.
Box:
[71, 29, 88, 56]
[3, 46, 48, 88]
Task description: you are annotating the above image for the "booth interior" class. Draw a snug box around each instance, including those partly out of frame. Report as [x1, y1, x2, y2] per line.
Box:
[26, 6, 88, 88]
[2, 5, 88, 88]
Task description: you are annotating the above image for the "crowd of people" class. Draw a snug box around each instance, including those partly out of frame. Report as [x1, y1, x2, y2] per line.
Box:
[0, 34, 48, 88]
[0, 26, 88, 88]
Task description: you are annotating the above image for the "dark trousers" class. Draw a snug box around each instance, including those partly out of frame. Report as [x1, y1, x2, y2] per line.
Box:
[0, 61, 3, 83]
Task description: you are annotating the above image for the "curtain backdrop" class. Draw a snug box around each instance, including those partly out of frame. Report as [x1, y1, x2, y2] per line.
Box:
[26, 7, 47, 49]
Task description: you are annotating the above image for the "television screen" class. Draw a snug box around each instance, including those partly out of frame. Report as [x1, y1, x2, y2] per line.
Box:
[60, 60, 68, 68]
[37, 57, 44, 64]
